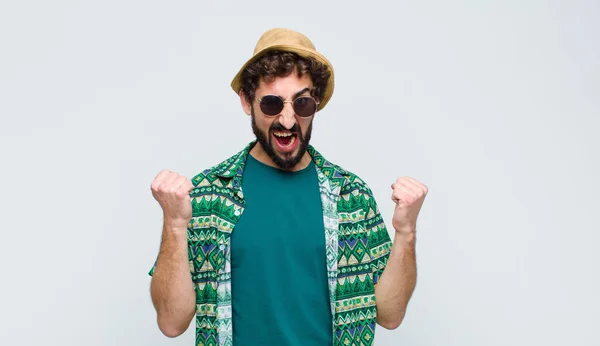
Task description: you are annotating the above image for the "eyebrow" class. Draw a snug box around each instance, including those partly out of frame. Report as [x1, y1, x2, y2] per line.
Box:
[293, 87, 311, 99]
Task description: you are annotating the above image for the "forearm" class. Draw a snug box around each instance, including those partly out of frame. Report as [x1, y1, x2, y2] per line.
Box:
[375, 231, 417, 329]
[150, 222, 196, 337]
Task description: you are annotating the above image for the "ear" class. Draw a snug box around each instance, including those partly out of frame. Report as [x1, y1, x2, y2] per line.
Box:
[239, 90, 252, 116]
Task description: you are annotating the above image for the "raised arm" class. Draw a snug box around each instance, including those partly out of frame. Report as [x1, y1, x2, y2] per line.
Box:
[149, 169, 196, 337]
[374, 176, 427, 329]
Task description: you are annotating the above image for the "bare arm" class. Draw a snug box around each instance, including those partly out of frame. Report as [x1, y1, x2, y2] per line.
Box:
[375, 231, 417, 329]
[149, 170, 197, 337]
[375, 176, 427, 329]
[150, 221, 196, 337]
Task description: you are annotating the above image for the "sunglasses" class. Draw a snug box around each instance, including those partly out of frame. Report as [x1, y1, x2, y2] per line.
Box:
[256, 95, 319, 117]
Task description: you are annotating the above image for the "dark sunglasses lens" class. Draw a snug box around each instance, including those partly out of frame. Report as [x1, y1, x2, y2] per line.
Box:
[293, 97, 317, 117]
[259, 96, 283, 115]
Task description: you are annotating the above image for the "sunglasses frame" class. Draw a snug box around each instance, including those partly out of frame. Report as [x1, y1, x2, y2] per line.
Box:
[256, 94, 320, 118]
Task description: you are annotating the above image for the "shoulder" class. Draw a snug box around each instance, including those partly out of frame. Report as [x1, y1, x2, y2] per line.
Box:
[309, 146, 376, 202]
[315, 149, 387, 234]
[336, 163, 373, 195]
[190, 143, 252, 188]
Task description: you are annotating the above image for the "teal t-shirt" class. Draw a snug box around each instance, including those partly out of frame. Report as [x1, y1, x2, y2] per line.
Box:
[230, 154, 332, 345]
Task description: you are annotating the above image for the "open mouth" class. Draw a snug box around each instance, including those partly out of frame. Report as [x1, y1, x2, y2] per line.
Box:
[273, 131, 298, 151]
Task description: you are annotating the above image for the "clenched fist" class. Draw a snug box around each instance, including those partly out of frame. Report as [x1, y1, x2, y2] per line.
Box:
[391, 176, 428, 235]
[151, 169, 194, 229]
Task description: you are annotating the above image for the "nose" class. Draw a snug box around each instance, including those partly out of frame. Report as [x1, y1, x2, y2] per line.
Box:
[278, 102, 297, 130]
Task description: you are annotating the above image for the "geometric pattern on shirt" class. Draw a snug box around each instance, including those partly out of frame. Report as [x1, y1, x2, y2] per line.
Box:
[149, 140, 392, 346]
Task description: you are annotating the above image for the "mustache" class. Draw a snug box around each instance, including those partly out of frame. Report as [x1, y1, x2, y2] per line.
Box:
[270, 122, 300, 134]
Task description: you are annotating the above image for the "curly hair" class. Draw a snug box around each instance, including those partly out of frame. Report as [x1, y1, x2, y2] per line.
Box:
[240, 50, 331, 105]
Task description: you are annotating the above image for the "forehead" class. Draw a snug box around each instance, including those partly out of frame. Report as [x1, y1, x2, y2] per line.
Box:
[256, 72, 313, 97]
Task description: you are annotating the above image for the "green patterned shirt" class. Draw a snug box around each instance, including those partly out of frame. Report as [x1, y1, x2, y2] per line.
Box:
[149, 140, 393, 346]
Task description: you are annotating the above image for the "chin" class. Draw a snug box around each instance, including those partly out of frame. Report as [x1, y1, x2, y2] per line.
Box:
[271, 147, 303, 170]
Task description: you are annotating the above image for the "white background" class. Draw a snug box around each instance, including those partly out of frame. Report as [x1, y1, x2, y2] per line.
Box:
[1, 1, 599, 345]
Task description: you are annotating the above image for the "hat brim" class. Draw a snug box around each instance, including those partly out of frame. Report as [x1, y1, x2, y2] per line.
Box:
[230, 44, 335, 112]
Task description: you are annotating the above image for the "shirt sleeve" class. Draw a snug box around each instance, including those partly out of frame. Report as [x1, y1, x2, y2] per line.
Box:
[148, 262, 156, 276]
[364, 188, 393, 285]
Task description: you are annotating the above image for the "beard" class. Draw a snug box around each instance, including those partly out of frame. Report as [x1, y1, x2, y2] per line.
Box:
[250, 106, 313, 170]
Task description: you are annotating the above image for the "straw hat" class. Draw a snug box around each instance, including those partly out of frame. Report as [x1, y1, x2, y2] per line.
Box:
[230, 28, 335, 111]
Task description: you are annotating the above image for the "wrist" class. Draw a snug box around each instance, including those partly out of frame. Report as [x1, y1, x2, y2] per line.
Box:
[163, 216, 189, 234]
[394, 223, 416, 235]
[394, 227, 416, 245]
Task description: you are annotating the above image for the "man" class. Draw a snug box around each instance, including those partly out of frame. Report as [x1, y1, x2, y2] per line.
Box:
[148, 28, 428, 346]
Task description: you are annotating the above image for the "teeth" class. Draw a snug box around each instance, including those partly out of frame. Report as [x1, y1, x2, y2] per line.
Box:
[274, 132, 293, 137]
